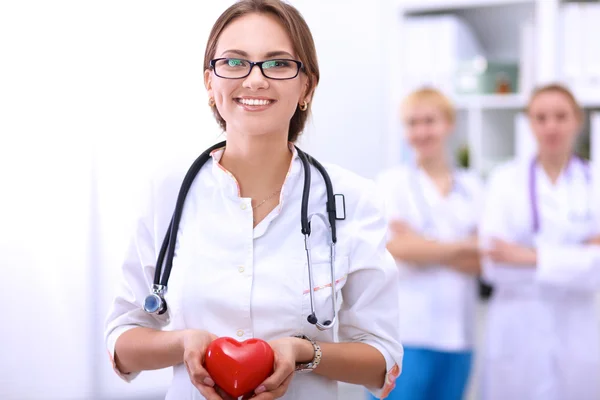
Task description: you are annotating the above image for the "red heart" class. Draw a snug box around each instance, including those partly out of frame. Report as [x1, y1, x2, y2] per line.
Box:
[204, 337, 275, 398]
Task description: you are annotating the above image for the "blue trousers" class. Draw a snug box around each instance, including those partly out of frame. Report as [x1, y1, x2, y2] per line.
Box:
[367, 346, 473, 400]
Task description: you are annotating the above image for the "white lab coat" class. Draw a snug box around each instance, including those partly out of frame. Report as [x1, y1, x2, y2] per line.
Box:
[104, 145, 403, 400]
[479, 158, 600, 400]
[376, 165, 483, 352]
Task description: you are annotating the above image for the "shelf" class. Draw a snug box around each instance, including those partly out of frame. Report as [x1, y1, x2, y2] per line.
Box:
[580, 96, 600, 109]
[454, 93, 527, 109]
[399, 0, 534, 15]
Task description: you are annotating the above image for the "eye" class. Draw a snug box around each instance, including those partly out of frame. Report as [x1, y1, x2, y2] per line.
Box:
[535, 113, 546, 124]
[226, 58, 247, 67]
[555, 112, 567, 122]
[262, 59, 291, 69]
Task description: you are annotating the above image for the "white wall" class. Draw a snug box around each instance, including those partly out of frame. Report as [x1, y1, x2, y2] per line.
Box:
[294, 0, 392, 179]
[0, 1, 393, 399]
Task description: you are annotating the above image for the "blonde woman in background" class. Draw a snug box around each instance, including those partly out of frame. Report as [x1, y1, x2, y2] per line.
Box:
[372, 88, 483, 400]
[479, 84, 600, 400]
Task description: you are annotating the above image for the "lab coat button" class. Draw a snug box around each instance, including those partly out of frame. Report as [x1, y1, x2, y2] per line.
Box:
[238, 266, 245, 273]
[240, 203, 247, 210]
[236, 330, 244, 337]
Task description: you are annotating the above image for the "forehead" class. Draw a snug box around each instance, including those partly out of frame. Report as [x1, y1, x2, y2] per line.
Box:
[215, 13, 295, 58]
[404, 103, 444, 117]
[530, 91, 573, 112]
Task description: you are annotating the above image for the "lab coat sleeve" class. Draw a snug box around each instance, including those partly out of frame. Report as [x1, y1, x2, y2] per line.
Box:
[479, 165, 534, 286]
[536, 244, 600, 291]
[338, 185, 403, 399]
[103, 178, 170, 382]
[536, 178, 600, 291]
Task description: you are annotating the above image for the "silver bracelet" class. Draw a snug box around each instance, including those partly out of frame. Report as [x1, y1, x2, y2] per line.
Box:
[292, 334, 322, 373]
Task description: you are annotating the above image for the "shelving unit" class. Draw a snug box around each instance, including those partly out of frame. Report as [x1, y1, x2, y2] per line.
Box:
[385, 0, 600, 177]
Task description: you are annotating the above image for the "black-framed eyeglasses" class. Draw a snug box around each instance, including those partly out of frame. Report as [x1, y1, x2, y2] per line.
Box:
[209, 58, 304, 80]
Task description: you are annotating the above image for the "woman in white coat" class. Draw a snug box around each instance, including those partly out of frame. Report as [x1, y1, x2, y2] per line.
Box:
[479, 83, 600, 400]
[103, 1, 403, 399]
[372, 88, 482, 400]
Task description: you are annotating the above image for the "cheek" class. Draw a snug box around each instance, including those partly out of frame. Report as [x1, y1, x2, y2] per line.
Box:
[211, 81, 236, 105]
[280, 84, 302, 106]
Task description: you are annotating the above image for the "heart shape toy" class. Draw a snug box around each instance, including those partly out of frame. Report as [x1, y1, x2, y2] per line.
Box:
[204, 337, 275, 398]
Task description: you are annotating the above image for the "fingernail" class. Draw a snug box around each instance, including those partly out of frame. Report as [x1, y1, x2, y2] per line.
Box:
[204, 377, 215, 386]
[255, 385, 266, 394]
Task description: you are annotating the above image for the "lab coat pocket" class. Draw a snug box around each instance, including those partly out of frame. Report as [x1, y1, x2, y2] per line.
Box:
[301, 255, 349, 337]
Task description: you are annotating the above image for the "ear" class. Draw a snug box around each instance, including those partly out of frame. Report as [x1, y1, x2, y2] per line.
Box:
[446, 120, 456, 136]
[301, 77, 314, 104]
[204, 69, 213, 99]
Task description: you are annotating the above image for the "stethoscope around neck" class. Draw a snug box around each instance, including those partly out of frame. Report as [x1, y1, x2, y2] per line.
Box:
[142, 140, 346, 331]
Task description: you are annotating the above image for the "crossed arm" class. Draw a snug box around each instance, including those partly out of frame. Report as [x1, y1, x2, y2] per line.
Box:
[385, 220, 481, 275]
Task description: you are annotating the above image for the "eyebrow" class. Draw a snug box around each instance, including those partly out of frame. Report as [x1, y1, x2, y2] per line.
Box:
[219, 49, 295, 59]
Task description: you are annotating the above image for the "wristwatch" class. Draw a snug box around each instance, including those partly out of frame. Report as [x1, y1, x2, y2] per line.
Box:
[292, 334, 322, 372]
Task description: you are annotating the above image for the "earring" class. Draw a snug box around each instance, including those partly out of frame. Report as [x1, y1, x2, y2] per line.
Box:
[208, 98, 215, 107]
[299, 101, 308, 111]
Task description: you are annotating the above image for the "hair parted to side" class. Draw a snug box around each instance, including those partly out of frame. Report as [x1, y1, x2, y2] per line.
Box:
[526, 83, 583, 121]
[401, 87, 456, 124]
[204, 0, 320, 143]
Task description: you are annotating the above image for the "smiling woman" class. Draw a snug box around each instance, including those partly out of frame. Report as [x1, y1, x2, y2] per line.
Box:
[104, 1, 403, 400]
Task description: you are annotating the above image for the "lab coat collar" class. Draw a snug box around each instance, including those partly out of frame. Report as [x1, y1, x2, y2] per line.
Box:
[533, 154, 589, 187]
[209, 142, 302, 210]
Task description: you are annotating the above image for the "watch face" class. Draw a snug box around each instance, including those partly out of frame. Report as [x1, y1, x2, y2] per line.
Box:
[143, 294, 162, 313]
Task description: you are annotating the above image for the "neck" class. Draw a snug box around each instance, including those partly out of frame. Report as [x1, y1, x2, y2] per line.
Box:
[417, 154, 451, 178]
[417, 154, 453, 196]
[538, 152, 571, 183]
[220, 131, 292, 198]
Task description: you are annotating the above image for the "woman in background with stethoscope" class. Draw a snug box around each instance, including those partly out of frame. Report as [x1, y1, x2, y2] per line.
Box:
[104, 1, 403, 399]
[479, 84, 600, 400]
[372, 88, 483, 400]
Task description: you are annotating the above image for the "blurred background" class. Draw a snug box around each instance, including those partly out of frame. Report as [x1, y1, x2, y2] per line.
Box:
[0, 0, 599, 399]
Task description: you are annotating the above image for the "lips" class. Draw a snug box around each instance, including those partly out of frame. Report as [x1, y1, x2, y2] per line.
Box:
[235, 98, 274, 106]
[234, 97, 276, 112]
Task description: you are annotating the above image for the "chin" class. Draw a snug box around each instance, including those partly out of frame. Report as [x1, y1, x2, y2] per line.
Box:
[540, 146, 568, 158]
[230, 119, 285, 139]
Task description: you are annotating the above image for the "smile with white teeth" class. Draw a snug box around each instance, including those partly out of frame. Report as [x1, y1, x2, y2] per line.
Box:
[236, 98, 274, 106]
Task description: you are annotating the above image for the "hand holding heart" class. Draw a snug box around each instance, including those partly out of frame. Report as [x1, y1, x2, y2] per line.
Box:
[194, 335, 305, 400]
[182, 329, 235, 400]
[250, 337, 299, 399]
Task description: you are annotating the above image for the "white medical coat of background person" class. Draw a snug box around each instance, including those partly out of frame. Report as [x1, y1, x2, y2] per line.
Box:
[479, 158, 600, 400]
[104, 145, 403, 400]
[376, 165, 483, 352]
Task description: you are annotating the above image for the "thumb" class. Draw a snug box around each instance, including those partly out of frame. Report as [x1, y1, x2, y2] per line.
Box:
[255, 356, 288, 393]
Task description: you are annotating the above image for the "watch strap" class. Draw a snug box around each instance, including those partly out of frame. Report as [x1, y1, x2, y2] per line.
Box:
[292, 334, 321, 372]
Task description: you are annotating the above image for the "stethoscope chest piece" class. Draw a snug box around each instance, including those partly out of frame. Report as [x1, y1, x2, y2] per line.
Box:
[144, 284, 167, 315]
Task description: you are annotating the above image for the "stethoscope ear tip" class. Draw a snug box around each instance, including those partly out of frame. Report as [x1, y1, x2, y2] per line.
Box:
[307, 313, 318, 324]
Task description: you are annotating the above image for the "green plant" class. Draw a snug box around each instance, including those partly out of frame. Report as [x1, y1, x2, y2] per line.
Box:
[456, 144, 470, 168]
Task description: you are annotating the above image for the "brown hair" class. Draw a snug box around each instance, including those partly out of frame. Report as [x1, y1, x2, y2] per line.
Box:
[203, 0, 320, 143]
[526, 83, 583, 121]
[401, 87, 456, 124]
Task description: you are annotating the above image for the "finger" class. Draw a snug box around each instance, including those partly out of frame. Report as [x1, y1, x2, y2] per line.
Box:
[253, 372, 294, 400]
[255, 358, 293, 393]
[491, 238, 508, 248]
[271, 372, 294, 398]
[196, 385, 225, 400]
[184, 359, 216, 390]
[184, 359, 223, 400]
[389, 220, 406, 232]
[215, 386, 237, 400]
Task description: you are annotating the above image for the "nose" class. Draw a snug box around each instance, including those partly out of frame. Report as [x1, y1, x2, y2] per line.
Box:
[242, 64, 269, 91]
